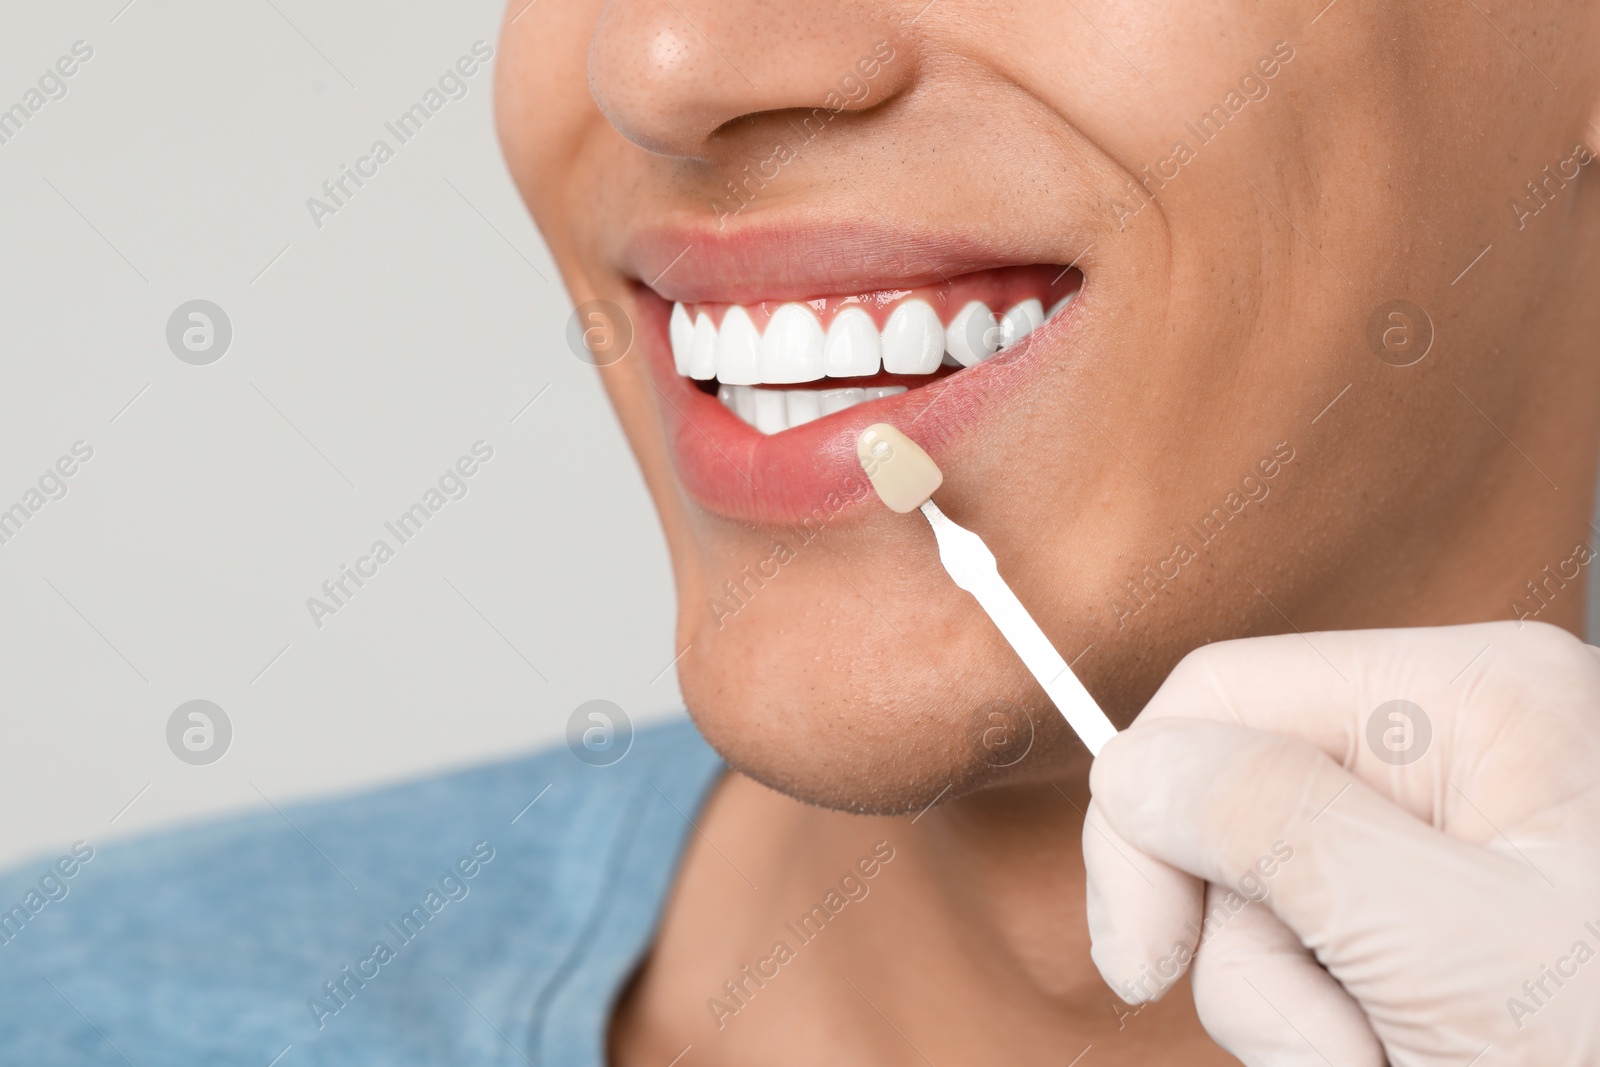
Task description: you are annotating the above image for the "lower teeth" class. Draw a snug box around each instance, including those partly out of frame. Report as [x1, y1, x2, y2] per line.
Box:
[718, 384, 908, 435]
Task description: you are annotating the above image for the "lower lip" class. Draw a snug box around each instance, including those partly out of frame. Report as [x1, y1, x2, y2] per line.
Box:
[634, 286, 1069, 525]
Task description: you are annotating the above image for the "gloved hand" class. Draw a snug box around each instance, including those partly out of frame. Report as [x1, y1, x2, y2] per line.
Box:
[1083, 621, 1600, 1066]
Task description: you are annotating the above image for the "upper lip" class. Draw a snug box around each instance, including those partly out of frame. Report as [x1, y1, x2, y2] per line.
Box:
[625, 213, 1087, 304]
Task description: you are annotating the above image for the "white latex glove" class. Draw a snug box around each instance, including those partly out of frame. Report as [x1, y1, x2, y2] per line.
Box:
[1084, 621, 1600, 1066]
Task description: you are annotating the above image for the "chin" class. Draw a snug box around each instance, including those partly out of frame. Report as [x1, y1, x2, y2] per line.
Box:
[672, 547, 1091, 815]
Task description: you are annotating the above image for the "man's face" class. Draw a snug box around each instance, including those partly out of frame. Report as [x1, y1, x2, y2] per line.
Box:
[497, 0, 1596, 811]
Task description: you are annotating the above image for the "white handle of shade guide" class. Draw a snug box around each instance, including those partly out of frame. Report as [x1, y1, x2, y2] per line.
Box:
[920, 500, 1118, 757]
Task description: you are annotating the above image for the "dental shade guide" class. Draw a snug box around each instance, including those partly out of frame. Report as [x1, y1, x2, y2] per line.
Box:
[855, 423, 1118, 757]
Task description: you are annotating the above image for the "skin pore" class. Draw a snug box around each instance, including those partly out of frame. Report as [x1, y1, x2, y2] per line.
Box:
[495, 0, 1600, 1061]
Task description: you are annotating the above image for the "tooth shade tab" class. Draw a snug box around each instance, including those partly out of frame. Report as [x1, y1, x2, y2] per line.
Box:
[856, 423, 943, 513]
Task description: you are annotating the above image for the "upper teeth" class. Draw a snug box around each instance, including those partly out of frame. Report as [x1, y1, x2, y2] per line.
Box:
[670, 295, 1072, 385]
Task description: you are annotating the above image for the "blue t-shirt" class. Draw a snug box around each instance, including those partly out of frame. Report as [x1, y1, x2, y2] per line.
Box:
[0, 718, 723, 1065]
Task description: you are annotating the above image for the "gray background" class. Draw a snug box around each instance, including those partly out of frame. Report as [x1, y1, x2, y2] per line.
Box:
[0, 0, 684, 866]
[2, 2, 1596, 867]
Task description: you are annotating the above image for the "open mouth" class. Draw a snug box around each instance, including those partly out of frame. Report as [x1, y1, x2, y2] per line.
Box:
[670, 265, 1082, 434]
[625, 217, 1092, 524]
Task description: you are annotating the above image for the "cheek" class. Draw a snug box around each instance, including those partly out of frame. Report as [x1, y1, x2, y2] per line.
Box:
[495, 0, 611, 221]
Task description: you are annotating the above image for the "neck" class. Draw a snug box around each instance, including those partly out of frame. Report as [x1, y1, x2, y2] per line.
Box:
[613, 769, 1235, 1065]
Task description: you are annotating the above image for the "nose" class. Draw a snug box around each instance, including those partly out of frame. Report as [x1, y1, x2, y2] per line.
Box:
[588, 0, 910, 158]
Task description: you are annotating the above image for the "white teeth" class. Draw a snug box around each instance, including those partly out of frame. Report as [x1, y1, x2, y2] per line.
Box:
[758, 303, 826, 383]
[752, 387, 788, 434]
[668, 287, 1081, 391]
[823, 306, 881, 377]
[821, 387, 866, 414]
[785, 389, 822, 427]
[715, 305, 762, 385]
[670, 303, 694, 376]
[689, 312, 717, 380]
[946, 301, 1000, 367]
[999, 299, 1043, 349]
[881, 298, 945, 374]
[733, 384, 757, 424]
[716, 384, 897, 434]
